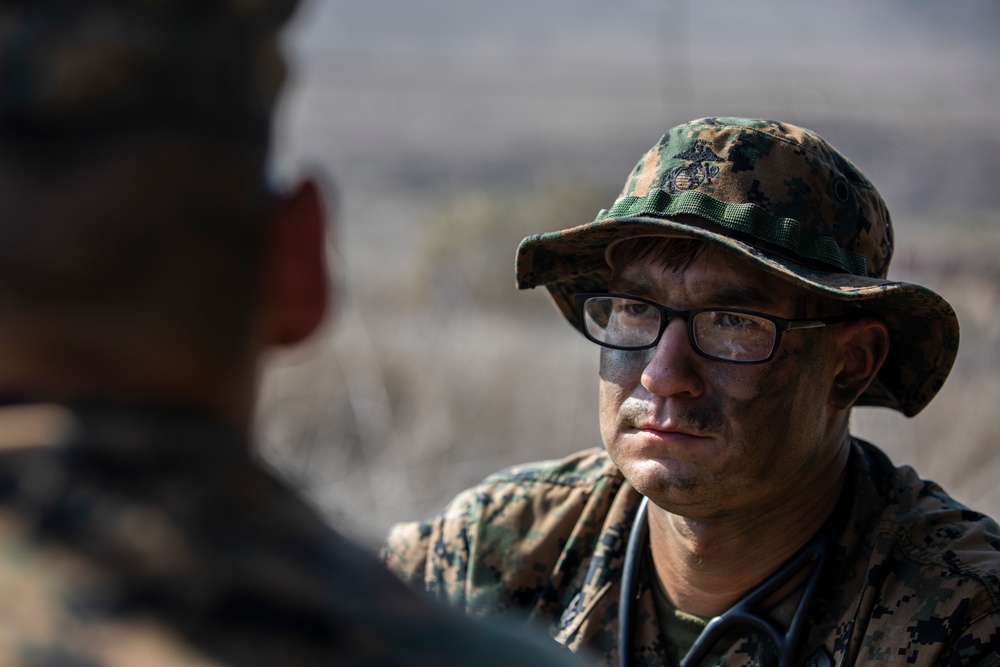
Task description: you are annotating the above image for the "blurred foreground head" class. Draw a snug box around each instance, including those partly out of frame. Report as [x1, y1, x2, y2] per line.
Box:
[0, 6, 592, 666]
[0, 0, 327, 427]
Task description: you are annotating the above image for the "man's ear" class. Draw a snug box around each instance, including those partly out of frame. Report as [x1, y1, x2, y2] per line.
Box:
[830, 317, 890, 410]
[262, 179, 330, 348]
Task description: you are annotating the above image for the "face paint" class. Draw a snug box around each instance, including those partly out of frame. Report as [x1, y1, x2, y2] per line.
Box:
[597, 246, 844, 520]
[599, 346, 653, 385]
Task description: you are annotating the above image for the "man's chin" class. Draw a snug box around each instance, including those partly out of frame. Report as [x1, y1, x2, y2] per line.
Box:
[619, 456, 706, 505]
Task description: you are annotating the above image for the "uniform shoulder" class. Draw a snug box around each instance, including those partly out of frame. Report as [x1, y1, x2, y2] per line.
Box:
[384, 448, 622, 591]
[481, 447, 619, 489]
[859, 439, 1000, 607]
[434, 447, 621, 519]
[870, 445, 1000, 554]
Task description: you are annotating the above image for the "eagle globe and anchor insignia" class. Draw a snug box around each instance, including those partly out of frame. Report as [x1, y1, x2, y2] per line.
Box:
[661, 140, 725, 192]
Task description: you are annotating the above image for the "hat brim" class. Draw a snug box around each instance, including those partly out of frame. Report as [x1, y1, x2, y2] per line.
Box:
[516, 216, 959, 417]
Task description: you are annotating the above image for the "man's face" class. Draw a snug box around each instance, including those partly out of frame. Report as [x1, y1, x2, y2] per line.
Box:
[598, 243, 844, 520]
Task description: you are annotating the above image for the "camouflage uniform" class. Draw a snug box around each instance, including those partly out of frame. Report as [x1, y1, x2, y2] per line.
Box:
[385, 439, 1000, 666]
[385, 119, 1000, 665]
[0, 402, 583, 666]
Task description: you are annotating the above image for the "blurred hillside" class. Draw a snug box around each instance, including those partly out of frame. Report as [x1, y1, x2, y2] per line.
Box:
[257, 0, 1000, 545]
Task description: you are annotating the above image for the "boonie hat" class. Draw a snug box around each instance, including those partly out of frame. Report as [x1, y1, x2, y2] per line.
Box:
[516, 117, 958, 417]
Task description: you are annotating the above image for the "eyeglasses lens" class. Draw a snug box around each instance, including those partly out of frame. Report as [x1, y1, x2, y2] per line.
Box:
[583, 296, 660, 348]
[690, 311, 776, 362]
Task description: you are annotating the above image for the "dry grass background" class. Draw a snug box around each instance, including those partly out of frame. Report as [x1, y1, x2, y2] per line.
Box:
[255, 206, 1000, 548]
[254, 1, 1000, 547]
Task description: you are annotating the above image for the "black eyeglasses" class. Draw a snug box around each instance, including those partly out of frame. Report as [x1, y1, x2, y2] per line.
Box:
[575, 293, 853, 364]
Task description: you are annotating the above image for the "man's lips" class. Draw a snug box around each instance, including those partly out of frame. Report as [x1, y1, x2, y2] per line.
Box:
[617, 400, 721, 441]
[629, 421, 714, 442]
[633, 420, 704, 435]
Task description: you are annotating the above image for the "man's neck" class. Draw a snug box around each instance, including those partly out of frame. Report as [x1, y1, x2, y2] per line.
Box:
[0, 341, 257, 437]
[645, 439, 850, 618]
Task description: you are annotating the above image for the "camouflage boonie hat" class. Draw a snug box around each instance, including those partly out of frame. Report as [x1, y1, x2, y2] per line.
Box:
[0, 0, 299, 136]
[516, 117, 959, 417]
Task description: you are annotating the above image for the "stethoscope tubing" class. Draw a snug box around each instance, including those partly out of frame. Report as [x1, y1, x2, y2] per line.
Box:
[618, 485, 850, 667]
[618, 495, 650, 667]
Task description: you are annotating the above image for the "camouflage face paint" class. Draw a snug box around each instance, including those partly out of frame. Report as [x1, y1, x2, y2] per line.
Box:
[597, 247, 845, 519]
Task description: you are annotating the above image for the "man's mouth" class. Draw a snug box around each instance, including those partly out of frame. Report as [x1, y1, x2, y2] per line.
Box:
[618, 398, 722, 441]
[632, 421, 712, 440]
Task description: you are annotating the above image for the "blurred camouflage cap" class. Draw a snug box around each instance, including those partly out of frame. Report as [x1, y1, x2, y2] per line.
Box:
[516, 117, 959, 417]
[0, 0, 299, 136]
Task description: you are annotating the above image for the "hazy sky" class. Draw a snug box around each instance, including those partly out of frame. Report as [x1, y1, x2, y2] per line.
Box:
[289, 0, 999, 61]
[276, 1, 1000, 223]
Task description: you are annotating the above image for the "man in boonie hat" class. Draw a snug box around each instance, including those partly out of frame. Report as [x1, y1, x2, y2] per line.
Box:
[385, 117, 1000, 666]
[0, 2, 587, 666]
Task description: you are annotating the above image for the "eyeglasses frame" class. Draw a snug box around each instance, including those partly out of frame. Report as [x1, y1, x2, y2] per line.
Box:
[574, 292, 856, 365]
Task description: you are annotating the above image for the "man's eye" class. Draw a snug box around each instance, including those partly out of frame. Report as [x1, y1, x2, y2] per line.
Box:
[713, 312, 760, 329]
[614, 302, 661, 325]
[621, 303, 651, 317]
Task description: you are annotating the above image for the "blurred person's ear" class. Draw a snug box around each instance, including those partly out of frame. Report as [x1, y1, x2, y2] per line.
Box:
[262, 179, 330, 348]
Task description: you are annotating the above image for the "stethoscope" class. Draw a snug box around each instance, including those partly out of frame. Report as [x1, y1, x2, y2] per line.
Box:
[618, 481, 851, 667]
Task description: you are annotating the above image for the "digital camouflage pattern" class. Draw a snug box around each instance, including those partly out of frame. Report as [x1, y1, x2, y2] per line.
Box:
[384, 440, 1000, 666]
[0, 403, 584, 667]
[0, 0, 297, 135]
[515, 117, 959, 417]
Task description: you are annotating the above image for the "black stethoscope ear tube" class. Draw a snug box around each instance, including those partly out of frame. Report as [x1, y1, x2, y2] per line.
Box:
[681, 531, 828, 667]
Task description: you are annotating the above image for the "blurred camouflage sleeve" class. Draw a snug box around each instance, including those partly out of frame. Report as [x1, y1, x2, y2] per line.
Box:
[0, 403, 593, 667]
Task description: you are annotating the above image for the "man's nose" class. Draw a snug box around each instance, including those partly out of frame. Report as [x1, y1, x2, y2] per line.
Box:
[640, 317, 704, 398]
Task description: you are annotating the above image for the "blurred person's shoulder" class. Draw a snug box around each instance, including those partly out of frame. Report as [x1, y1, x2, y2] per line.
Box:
[0, 402, 586, 667]
[0, 512, 225, 666]
[0, 402, 233, 665]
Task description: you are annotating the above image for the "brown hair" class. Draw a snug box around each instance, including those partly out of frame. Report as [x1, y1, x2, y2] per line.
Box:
[608, 235, 852, 319]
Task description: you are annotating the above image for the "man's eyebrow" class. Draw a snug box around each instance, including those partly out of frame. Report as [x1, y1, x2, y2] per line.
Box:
[609, 275, 781, 309]
[708, 285, 780, 309]
[608, 275, 656, 298]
